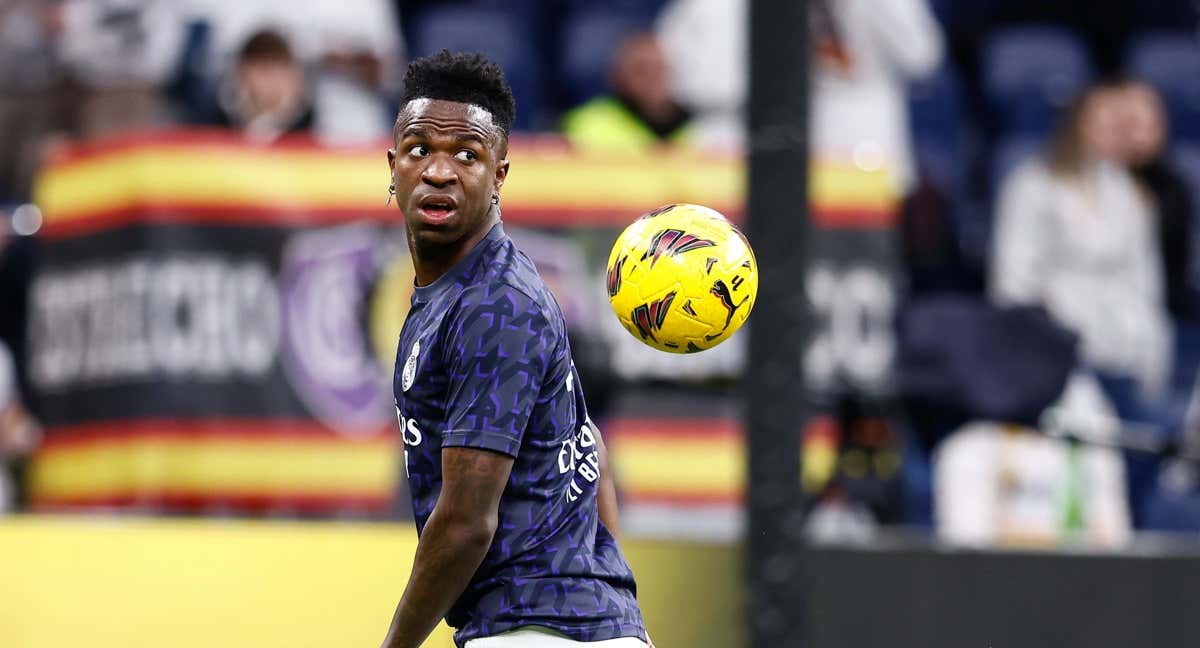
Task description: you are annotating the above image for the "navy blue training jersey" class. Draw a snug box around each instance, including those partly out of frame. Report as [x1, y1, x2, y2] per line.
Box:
[393, 223, 645, 646]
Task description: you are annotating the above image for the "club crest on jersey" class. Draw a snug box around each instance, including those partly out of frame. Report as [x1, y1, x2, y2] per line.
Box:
[640, 229, 716, 268]
[402, 339, 420, 392]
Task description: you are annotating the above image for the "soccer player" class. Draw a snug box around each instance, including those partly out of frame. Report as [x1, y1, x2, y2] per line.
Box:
[379, 51, 649, 648]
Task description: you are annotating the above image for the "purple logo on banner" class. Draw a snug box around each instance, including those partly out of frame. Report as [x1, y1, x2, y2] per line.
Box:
[279, 226, 395, 435]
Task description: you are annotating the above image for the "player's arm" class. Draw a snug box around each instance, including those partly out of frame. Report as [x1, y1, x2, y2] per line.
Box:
[380, 446, 513, 648]
[595, 429, 622, 538]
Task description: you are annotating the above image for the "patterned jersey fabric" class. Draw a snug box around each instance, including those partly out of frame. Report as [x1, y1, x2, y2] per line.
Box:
[393, 223, 645, 647]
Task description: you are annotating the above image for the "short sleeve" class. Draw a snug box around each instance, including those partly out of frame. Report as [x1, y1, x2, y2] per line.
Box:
[440, 285, 554, 457]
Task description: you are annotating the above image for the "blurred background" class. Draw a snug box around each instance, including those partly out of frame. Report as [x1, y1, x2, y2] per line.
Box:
[3, 0, 1200, 647]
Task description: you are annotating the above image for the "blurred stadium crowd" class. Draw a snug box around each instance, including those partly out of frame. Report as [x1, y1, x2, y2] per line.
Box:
[3, 0, 1200, 547]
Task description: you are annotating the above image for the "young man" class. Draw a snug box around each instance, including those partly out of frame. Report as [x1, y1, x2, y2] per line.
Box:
[379, 51, 648, 648]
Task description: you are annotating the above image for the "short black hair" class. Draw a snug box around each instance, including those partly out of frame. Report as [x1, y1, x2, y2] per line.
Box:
[240, 30, 294, 64]
[399, 50, 516, 137]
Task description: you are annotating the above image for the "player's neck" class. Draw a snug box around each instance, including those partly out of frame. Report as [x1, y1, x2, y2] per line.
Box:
[410, 211, 500, 287]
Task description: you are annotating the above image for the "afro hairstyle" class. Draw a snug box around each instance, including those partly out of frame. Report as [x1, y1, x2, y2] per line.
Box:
[398, 50, 516, 138]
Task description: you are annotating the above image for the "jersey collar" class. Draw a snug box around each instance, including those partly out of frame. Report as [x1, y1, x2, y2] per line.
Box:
[411, 222, 506, 305]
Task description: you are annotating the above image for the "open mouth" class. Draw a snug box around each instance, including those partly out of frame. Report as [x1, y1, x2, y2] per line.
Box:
[416, 195, 458, 224]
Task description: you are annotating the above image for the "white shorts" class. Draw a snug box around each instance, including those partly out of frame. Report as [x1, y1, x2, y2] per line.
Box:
[463, 627, 647, 648]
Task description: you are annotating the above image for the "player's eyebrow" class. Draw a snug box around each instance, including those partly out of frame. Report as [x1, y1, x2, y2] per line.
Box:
[400, 125, 432, 140]
[454, 132, 487, 147]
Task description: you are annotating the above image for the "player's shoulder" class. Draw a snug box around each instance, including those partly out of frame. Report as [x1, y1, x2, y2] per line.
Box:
[457, 235, 562, 322]
[453, 274, 559, 331]
[468, 235, 561, 306]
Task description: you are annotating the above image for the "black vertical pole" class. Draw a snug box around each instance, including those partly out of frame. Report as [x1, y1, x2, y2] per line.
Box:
[745, 0, 810, 646]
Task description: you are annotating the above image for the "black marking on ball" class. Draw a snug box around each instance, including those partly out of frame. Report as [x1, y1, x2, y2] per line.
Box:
[638, 204, 679, 220]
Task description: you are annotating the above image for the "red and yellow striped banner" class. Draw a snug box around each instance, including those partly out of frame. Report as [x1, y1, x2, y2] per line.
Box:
[26, 131, 896, 514]
[34, 130, 895, 237]
[606, 415, 846, 508]
[607, 418, 744, 506]
[33, 131, 746, 237]
[30, 420, 398, 513]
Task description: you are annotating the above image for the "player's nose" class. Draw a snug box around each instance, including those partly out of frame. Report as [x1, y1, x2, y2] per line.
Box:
[421, 154, 457, 187]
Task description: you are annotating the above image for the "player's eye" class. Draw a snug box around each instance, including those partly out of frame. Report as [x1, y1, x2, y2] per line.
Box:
[407, 144, 430, 158]
[454, 150, 477, 162]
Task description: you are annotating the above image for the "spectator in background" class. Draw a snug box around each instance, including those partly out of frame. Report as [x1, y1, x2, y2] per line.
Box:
[0, 1, 62, 202]
[991, 82, 1172, 402]
[1, 0, 185, 199]
[184, 0, 401, 144]
[215, 30, 313, 141]
[659, 0, 943, 168]
[934, 375, 1132, 548]
[303, 0, 401, 144]
[656, 0, 745, 150]
[56, 0, 184, 137]
[561, 33, 692, 154]
[809, 0, 944, 196]
[1119, 79, 1196, 321]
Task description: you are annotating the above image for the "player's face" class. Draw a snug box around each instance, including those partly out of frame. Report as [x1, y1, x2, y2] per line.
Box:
[388, 99, 509, 253]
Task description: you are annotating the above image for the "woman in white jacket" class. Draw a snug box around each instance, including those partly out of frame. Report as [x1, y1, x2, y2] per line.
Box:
[990, 82, 1172, 402]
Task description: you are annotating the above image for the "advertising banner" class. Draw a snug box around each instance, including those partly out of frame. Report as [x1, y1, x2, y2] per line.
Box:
[26, 131, 895, 535]
[26, 131, 743, 517]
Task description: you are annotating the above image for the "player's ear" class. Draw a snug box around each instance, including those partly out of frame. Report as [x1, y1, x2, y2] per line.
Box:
[387, 148, 396, 171]
[494, 158, 509, 195]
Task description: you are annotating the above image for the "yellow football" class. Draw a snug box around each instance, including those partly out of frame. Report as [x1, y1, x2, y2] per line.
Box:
[606, 204, 758, 353]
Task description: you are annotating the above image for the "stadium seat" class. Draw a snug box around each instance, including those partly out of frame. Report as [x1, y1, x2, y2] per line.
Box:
[909, 63, 967, 194]
[1170, 145, 1200, 294]
[909, 63, 964, 145]
[982, 27, 1094, 137]
[1127, 32, 1200, 143]
[1131, 2, 1200, 28]
[559, 10, 644, 106]
[989, 136, 1045, 196]
[1175, 322, 1200, 383]
[1171, 143, 1200, 190]
[1167, 322, 1200, 423]
[165, 20, 220, 125]
[912, 140, 966, 198]
[407, 6, 543, 130]
[955, 137, 1043, 268]
[401, 0, 541, 17]
[1133, 322, 1200, 532]
[562, 0, 670, 23]
[1142, 490, 1200, 532]
[900, 437, 935, 528]
[927, 0, 995, 31]
[955, 200, 994, 272]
